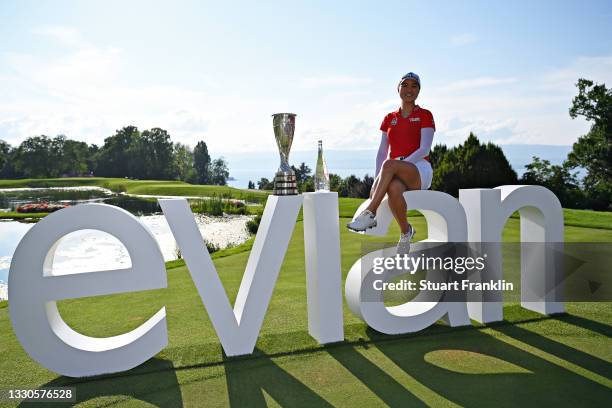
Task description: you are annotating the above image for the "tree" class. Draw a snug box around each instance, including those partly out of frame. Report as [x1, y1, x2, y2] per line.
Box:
[174, 143, 196, 182]
[290, 162, 312, 192]
[61, 139, 90, 176]
[247, 180, 255, 189]
[257, 178, 273, 190]
[429, 144, 448, 169]
[13, 135, 59, 178]
[291, 162, 311, 184]
[0, 140, 10, 175]
[329, 173, 343, 192]
[132, 128, 174, 179]
[193, 141, 211, 184]
[337, 174, 374, 198]
[87, 144, 99, 175]
[96, 126, 140, 177]
[209, 157, 229, 185]
[567, 78, 612, 210]
[432, 133, 517, 197]
[521, 156, 585, 208]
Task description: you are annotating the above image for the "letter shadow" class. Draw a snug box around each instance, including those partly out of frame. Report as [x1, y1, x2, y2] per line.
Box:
[553, 313, 612, 338]
[492, 317, 612, 380]
[20, 358, 182, 408]
[372, 327, 611, 407]
[224, 349, 333, 408]
[326, 344, 427, 407]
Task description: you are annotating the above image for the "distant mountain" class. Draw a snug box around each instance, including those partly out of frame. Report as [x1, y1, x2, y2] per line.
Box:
[220, 144, 574, 189]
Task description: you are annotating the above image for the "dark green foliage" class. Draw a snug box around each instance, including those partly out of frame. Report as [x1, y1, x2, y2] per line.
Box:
[103, 196, 161, 215]
[520, 157, 586, 208]
[95, 126, 140, 177]
[205, 241, 220, 253]
[1, 127, 228, 185]
[432, 133, 518, 197]
[11, 135, 61, 178]
[0, 140, 12, 177]
[209, 157, 230, 186]
[247, 180, 255, 189]
[193, 141, 211, 184]
[61, 139, 91, 176]
[429, 143, 448, 169]
[246, 214, 262, 234]
[329, 173, 343, 191]
[130, 128, 175, 179]
[291, 162, 311, 186]
[291, 162, 313, 193]
[337, 174, 374, 198]
[174, 143, 197, 183]
[189, 195, 246, 216]
[567, 79, 612, 210]
[257, 177, 274, 190]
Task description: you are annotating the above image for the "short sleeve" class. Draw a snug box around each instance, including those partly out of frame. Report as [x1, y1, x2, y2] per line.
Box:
[380, 114, 390, 132]
[421, 110, 435, 130]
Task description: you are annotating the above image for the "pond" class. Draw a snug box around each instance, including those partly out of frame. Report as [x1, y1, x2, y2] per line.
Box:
[0, 187, 256, 300]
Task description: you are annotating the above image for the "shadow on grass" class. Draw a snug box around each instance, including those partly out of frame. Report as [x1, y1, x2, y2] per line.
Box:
[326, 344, 427, 407]
[17, 311, 611, 407]
[492, 320, 612, 380]
[553, 313, 612, 338]
[373, 326, 611, 407]
[21, 358, 182, 408]
[223, 348, 333, 407]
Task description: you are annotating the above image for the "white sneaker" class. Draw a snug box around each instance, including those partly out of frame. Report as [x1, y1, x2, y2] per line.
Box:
[347, 209, 377, 231]
[397, 224, 416, 255]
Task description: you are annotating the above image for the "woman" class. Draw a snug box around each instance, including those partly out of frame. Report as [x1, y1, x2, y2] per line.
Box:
[347, 72, 435, 253]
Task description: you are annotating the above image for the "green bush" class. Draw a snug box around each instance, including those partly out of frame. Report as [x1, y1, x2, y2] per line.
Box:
[205, 240, 220, 253]
[189, 194, 247, 216]
[246, 214, 262, 234]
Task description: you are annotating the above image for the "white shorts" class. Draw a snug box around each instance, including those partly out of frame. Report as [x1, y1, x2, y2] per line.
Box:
[413, 158, 433, 190]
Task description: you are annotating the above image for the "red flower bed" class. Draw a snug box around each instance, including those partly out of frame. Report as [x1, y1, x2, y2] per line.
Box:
[16, 203, 70, 213]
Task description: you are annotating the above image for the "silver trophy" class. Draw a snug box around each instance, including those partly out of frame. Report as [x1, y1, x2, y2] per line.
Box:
[272, 113, 298, 195]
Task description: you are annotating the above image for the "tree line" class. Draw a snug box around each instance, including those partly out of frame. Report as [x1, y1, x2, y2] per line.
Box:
[0, 126, 229, 185]
[254, 78, 611, 211]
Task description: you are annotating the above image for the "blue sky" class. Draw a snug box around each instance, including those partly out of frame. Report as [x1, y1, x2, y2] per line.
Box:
[1, 0, 611, 153]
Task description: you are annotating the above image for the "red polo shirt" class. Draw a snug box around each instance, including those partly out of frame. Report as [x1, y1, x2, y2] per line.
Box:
[380, 105, 435, 161]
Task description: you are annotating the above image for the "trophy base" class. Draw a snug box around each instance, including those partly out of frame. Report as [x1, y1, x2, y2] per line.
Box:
[273, 172, 298, 195]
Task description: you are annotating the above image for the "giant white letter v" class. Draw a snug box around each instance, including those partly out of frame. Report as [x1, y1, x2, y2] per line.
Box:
[159, 196, 302, 356]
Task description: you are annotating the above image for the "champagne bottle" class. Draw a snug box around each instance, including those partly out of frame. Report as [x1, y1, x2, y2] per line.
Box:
[314, 140, 330, 192]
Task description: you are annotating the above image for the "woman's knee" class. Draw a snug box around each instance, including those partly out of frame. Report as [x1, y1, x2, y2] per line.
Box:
[387, 179, 406, 199]
[381, 159, 397, 174]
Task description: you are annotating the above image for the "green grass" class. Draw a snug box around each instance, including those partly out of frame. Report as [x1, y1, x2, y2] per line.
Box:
[0, 182, 611, 406]
[0, 177, 270, 203]
[0, 212, 48, 220]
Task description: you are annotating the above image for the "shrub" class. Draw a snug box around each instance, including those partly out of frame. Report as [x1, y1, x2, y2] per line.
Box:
[246, 214, 262, 234]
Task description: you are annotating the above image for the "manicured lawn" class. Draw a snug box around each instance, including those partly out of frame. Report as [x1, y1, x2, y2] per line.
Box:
[0, 177, 270, 203]
[0, 212, 47, 220]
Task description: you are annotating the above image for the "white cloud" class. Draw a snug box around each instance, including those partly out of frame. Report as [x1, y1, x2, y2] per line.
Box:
[538, 55, 612, 95]
[0, 26, 608, 153]
[444, 77, 518, 92]
[450, 33, 478, 46]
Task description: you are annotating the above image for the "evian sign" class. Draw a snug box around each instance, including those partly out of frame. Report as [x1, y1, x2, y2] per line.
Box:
[8, 185, 564, 377]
